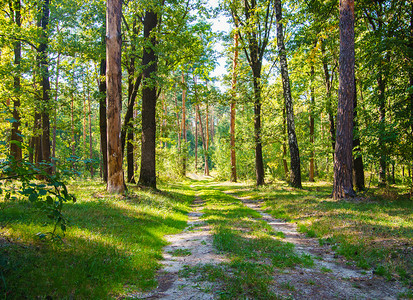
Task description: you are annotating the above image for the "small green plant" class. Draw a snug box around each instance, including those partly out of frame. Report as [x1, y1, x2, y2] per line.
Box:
[274, 231, 286, 239]
[320, 267, 332, 273]
[280, 281, 296, 291]
[169, 248, 192, 256]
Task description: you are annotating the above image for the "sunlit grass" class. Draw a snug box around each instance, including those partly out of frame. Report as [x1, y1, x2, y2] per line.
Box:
[185, 180, 313, 299]
[226, 180, 413, 286]
[0, 179, 194, 299]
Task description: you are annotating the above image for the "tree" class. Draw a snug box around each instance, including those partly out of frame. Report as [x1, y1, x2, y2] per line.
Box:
[230, 0, 275, 186]
[106, 0, 124, 193]
[39, 0, 52, 175]
[9, 0, 23, 162]
[275, 0, 302, 188]
[138, 9, 159, 189]
[333, 0, 356, 199]
[230, 25, 239, 182]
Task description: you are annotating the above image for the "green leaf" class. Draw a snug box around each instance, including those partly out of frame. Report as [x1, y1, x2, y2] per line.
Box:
[29, 193, 38, 202]
[46, 196, 53, 205]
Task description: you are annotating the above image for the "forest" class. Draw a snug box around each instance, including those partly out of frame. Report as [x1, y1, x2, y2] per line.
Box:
[0, 0, 412, 298]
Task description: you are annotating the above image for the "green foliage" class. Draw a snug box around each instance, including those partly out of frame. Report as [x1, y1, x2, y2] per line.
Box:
[0, 155, 76, 240]
[0, 180, 193, 298]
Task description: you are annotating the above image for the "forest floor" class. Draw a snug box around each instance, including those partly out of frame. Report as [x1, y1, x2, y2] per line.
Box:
[141, 176, 411, 299]
[1, 177, 412, 299]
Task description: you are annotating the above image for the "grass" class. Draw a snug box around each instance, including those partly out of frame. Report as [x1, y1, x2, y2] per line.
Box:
[2, 176, 411, 298]
[221, 180, 413, 287]
[168, 248, 192, 256]
[0, 179, 194, 299]
[181, 180, 313, 299]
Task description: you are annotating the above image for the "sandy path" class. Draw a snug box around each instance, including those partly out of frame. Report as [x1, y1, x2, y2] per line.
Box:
[232, 194, 408, 299]
[140, 196, 227, 299]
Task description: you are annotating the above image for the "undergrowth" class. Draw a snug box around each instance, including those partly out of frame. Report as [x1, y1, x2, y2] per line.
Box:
[0, 179, 194, 299]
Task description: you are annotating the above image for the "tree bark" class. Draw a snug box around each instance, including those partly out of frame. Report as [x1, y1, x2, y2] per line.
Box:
[39, 0, 52, 175]
[34, 112, 42, 165]
[410, 1, 413, 197]
[377, 72, 387, 186]
[275, 0, 302, 188]
[99, 58, 108, 182]
[195, 107, 198, 171]
[197, 105, 209, 176]
[353, 79, 365, 191]
[321, 41, 336, 155]
[138, 10, 158, 189]
[333, 0, 355, 199]
[106, 0, 125, 193]
[230, 28, 239, 182]
[309, 65, 315, 182]
[52, 52, 60, 173]
[71, 93, 76, 171]
[127, 128, 134, 183]
[124, 20, 138, 184]
[174, 90, 181, 151]
[205, 101, 210, 176]
[282, 105, 289, 179]
[181, 72, 187, 176]
[408, 2, 413, 199]
[10, 0, 22, 162]
[88, 88, 94, 177]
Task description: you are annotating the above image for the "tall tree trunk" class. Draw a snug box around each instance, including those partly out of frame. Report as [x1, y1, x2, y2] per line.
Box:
[275, 0, 302, 188]
[410, 1, 413, 197]
[333, 0, 355, 199]
[127, 128, 134, 183]
[10, 0, 22, 162]
[377, 73, 387, 186]
[175, 90, 181, 151]
[181, 72, 187, 176]
[321, 41, 336, 155]
[197, 105, 209, 176]
[138, 10, 158, 189]
[252, 70, 264, 185]
[121, 19, 141, 155]
[230, 28, 239, 182]
[71, 93, 75, 171]
[87, 88, 94, 177]
[39, 0, 52, 175]
[125, 20, 138, 184]
[205, 101, 210, 176]
[106, 0, 125, 193]
[83, 93, 87, 151]
[210, 108, 215, 144]
[99, 58, 108, 182]
[282, 105, 289, 179]
[309, 65, 315, 182]
[195, 108, 198, 171]
[353, 79, 365, 190]
[52, 52, 60, 173]
[34, 112, 42, 165]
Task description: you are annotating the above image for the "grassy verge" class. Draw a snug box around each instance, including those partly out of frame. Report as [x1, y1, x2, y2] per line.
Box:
[181, 181, 313, 299]
[0, 179, 194, 299]
[221, 180, 413, 288]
